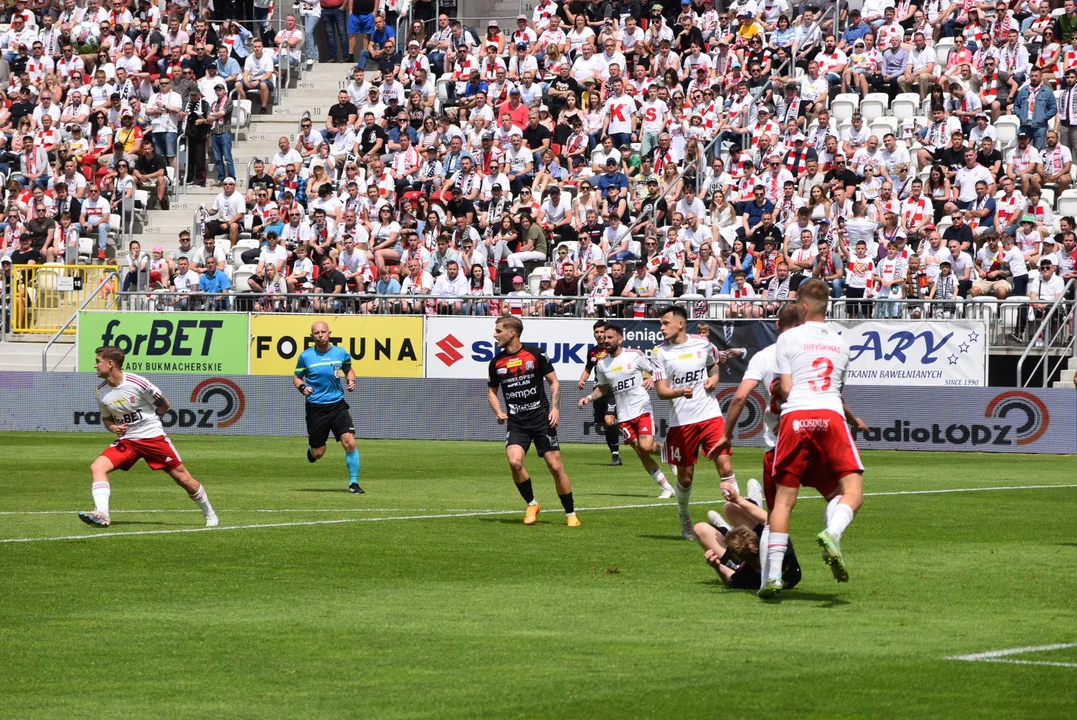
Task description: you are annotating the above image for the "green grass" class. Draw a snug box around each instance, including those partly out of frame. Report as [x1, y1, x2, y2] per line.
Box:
[1, 432, 1075, 719]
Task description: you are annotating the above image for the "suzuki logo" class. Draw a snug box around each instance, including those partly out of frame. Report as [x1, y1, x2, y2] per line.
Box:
[435, 334, 464, 366]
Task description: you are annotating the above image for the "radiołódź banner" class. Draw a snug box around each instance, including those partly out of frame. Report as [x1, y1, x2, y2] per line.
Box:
[1, 373, 1071, 454]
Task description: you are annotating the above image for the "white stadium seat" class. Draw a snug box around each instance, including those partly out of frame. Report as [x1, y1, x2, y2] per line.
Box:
[870, 116, 898, 138]
[1057, 189, 1077, 216]
[995, 115, 1020, 148]
[891, 93, 921, 120]
[830, 93, 860, 123]
[860, 92, 889, 122]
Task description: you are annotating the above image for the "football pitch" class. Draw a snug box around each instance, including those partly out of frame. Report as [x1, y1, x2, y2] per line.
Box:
[1, 432, 1075, 719]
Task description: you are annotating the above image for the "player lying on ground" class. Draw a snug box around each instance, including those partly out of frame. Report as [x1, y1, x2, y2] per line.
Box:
[79, 346, 218, 528]
[578, 323, 674, 498]
[693, 479, 802, 590]
[488, 315, 579, 527]
[579, 320, 622, 466]
[761, 279, 866, 599]
[651, 305, 741, 540]
[294, 321, 363, 493]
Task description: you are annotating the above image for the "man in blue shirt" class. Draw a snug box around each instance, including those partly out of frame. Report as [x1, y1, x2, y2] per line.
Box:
[1013, 66, 1058, 149]
[838, 9, 870, 50]
[596, 157, 629, 198]
[294, 321, 363, 493]
[357, 14, 396, 70]
[197, 256, 231, 310]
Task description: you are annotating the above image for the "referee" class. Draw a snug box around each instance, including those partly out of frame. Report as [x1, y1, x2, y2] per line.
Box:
[294, 321, 363, 493]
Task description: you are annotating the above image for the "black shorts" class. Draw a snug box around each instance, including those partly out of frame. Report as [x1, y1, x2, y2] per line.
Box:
[593, 395, 616, 426]
[727, 526, 801, 590]
[506, 424, 560, 457]
[305, 400, 355, 448]
[205, 219, 235, 237]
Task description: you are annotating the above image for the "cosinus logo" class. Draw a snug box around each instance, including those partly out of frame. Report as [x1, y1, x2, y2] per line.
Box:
[985, 391, 1049, 446]
[435, 334, 464, 366]
[189, 378, 246, 429]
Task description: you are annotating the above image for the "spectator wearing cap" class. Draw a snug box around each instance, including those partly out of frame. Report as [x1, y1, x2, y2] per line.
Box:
[596, 157, 629, 199]
[1007, 130, 1044, 197]
[1013, 66, 1057, 149]
[205, 177, 245, 247]
[838, 9, 869, 50]
[207, 84, 235, 184]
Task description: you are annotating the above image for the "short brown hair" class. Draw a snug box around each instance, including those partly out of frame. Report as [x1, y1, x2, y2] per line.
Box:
[797, 278, 830, 316]
[496, 315, 524, 336]
[725, 526, 760, 561]
[776, 304, 801, 331]
[95, 346, 125, 367]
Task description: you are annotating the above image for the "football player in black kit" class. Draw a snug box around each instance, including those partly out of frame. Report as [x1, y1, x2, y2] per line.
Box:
[488, 315, 579, 527]
[578, 320, 622, 466]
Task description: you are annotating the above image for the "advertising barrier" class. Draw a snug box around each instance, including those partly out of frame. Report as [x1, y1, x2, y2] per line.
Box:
[840, 321, 987, 386]
[76, 312, 250, 374]
[249, 314, 424, 377]
[5, 372, 1071, 454]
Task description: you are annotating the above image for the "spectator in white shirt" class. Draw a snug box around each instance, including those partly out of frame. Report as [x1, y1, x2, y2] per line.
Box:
[432, 259, 468, 314]
[242, 40, 276, 113]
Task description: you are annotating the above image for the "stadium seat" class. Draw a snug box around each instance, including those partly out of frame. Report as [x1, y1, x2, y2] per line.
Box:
[859, 93, 889, 123]
[936, 37, 955, 67]
[995, 116, 1020, 148]
[233, 266, 255, 290]
[1000, 296, 1030, 333]
[1057, 189, 1077, 216]
[1039, 187, 1055, 209]
[527, 268, 547, 294]
[870, 116, 898, 138]
[891, 93, 920, 120]
[231, 240, 259, 267]
[935, 216, 953, 235]
[709, 293, 733, 319]
[830, 93, 859, 123]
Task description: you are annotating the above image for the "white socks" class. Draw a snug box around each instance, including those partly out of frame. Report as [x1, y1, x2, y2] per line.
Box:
[91, 481, 110, 515]
[188, 485, 215, 517]
[720, 474, 739, 499]
[674, 481, 692, 514]
[766, 531, 788, 582]
[650, 469, 672, 490]
[759, 526, 771, 588]
[826, 502, 856, 540]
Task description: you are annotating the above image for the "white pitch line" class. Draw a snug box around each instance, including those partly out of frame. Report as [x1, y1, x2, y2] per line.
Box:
[4, 483, 1076, 517]
[2, 483, 1076, 545]
[946, 644, 1077, 669]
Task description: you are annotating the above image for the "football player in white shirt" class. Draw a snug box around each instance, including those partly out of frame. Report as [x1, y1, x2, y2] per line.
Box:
[651, 305, 739, 539]
[78, 346, 218, 529]
[579, 324, 675, 498]
[761, 280, 866, 598]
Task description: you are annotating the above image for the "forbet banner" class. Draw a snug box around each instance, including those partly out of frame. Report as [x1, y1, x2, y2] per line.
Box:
[835, 320, 988, 387]
[425, 317, 597, 380]
[76, 312, 249, 374]
[249, 315, 424, 377]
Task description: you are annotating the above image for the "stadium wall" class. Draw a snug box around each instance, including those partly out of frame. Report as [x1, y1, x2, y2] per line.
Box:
[3, 372, 1073, 454]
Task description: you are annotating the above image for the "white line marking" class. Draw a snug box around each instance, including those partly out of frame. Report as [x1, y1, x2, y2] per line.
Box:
[946, 644, 1077, 669]
[0, 508, 415, 516]
[1, 483, 1075, 545]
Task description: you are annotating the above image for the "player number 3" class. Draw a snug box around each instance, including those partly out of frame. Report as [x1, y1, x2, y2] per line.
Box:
[808, 357, 834, 392]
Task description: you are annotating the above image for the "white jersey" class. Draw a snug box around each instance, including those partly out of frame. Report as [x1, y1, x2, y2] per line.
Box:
[774, 322, 849, 417]
[742, 344, 779, 450]
[95, 372, 166, 441]
[651, 335, 722, 428]
[594, 348, 655, 423]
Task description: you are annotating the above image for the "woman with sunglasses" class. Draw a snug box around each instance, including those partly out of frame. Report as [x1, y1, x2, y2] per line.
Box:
[370, 205, 402, 274]
[466, 262, 495, 316]
[510, 186, 544, 223]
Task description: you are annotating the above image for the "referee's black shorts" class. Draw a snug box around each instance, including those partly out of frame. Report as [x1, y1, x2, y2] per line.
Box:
[506, 424, 560, 457]
[305, 400, 355, 448]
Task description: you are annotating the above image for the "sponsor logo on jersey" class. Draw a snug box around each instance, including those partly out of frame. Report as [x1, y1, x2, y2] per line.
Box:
[506, 358, 523, 368]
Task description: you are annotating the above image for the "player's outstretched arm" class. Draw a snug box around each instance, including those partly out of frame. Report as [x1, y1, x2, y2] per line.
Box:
[842, 400, 868, 432]
[578, 384, 609, 409]
[546, 372, 561, 429]
[488, 387, 507, 424]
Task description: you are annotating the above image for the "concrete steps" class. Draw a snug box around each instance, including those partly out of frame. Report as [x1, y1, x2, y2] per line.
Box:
[1052, 355, 1076, 388]
[1, 340, 76, 372]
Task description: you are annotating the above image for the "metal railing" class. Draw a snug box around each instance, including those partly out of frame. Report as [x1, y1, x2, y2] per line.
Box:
[41, 271, 120, 371]
[1016, 279, 1077, 387]
[9, 264, 120, 336]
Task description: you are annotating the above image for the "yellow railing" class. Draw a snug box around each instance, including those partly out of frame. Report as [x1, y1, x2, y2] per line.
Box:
[10, 265, 120, 335]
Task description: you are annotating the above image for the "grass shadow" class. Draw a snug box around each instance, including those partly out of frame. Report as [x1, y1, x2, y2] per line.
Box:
[1057, 543, 1077, 547]
[589, 492, 654, 498]
[292, 488, 353, 493]
[779, 590, 851, 607]
[638, 534, 689, 542]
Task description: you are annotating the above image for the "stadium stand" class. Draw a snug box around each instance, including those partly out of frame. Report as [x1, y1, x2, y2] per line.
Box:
[0, 0, 1074, 354]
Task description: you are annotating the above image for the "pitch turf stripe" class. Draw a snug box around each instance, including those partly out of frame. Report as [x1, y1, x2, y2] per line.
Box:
[946, 644, 1077, 669]
[4, 483, 1077, 519]
[2, 484, 1076, 544]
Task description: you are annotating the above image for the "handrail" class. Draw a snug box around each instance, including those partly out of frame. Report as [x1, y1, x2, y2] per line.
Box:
[41, 271, 119, 372]
[1016, 278, 1076, 386]
[247, 156, 259, 188]
[176, 133, 189, 198]
[278, 45, 289, 102]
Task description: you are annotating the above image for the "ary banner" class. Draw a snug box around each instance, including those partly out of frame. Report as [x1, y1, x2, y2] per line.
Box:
[837, 320, 988, 386]
[76, 312, 249, 374]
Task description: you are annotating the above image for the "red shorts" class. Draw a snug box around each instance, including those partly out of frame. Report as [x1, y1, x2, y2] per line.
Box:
[665, 416, 730, 466]
[100, 435, 183, 472]
[772, 410, 862, 497]
[619, 413, 655, 444]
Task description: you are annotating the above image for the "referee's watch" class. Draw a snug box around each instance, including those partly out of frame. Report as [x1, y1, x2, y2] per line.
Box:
[298, 383, 309, 394]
